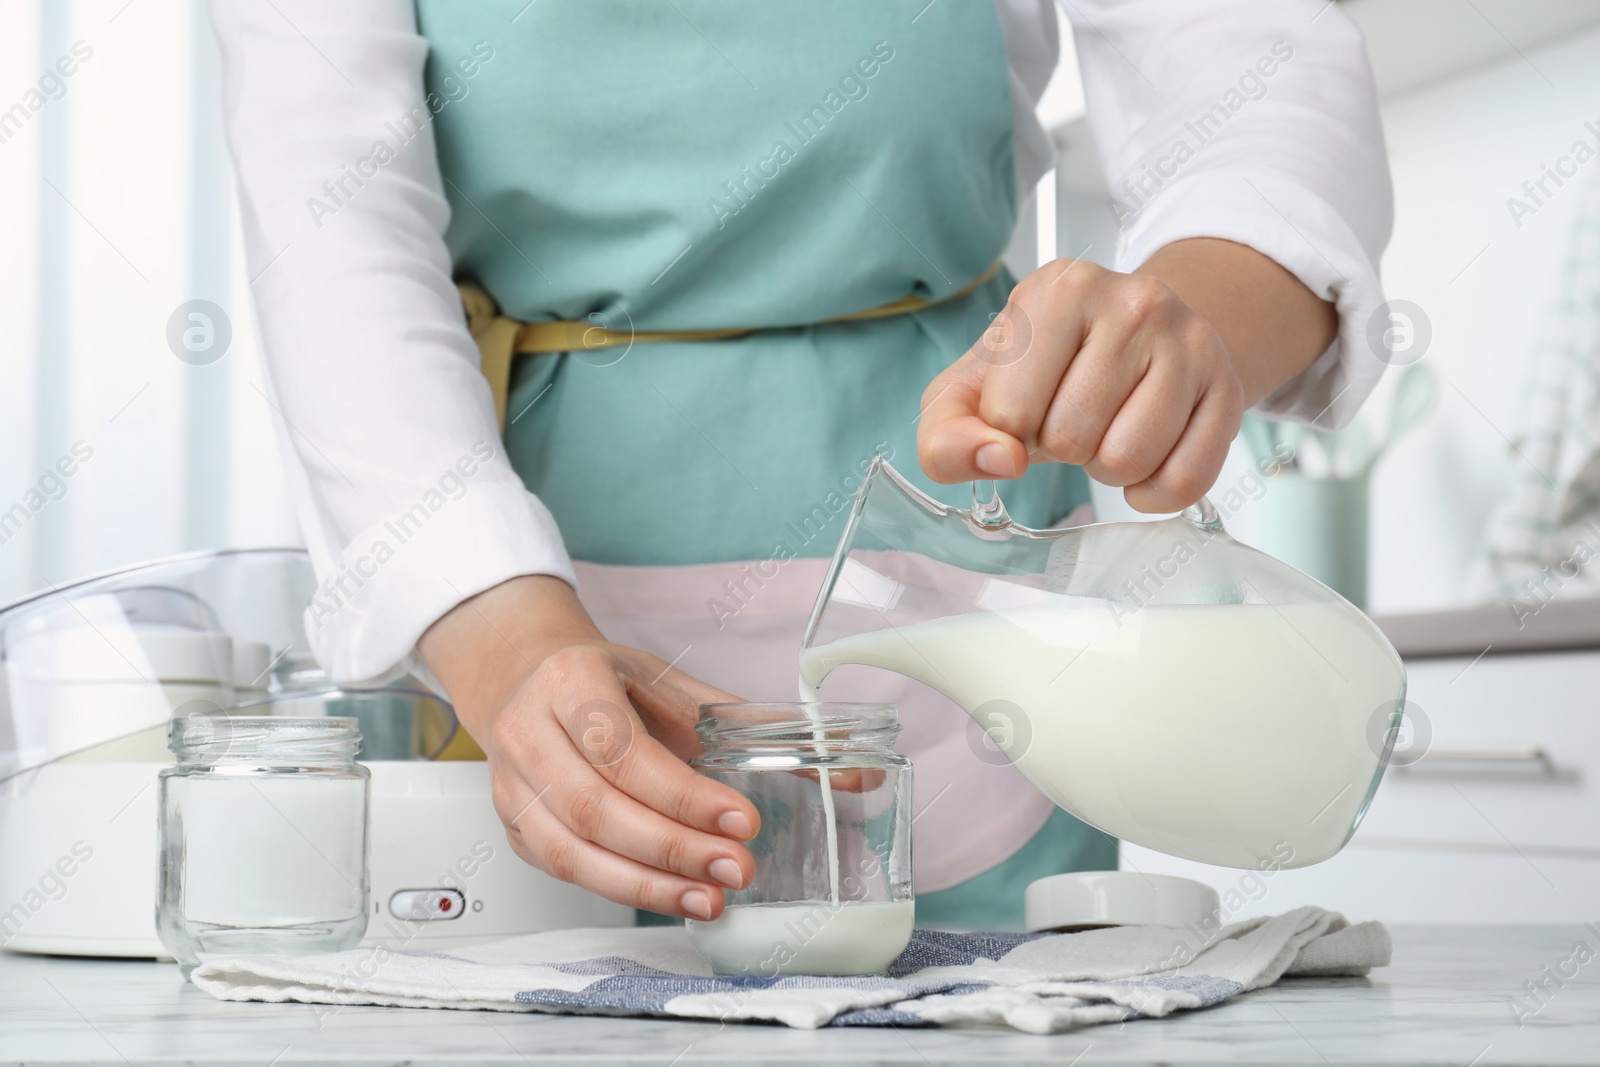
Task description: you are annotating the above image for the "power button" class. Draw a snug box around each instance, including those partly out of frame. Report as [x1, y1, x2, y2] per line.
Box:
[389, 889, 466, 921]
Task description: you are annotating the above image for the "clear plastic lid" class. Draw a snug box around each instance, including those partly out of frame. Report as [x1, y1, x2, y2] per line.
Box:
[0, 549, 318, 779]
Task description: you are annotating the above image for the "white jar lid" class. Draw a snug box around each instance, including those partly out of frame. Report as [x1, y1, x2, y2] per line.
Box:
[1024, 872, 1220, 932]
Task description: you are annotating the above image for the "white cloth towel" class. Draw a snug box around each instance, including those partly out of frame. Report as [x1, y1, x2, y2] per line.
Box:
[190, 906, 1389, 1033]
[1476, 175, 1600, 601]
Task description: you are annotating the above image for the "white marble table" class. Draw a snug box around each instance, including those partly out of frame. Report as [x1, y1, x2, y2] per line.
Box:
[2, 925, 1595, 1064]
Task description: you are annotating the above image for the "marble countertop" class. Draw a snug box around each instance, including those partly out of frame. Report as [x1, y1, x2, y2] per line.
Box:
[2, 925, 1595, 1065]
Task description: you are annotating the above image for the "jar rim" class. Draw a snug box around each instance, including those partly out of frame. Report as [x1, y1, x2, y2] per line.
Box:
[168, 713, 363, 762]
[695, 702, 900, 749]
[698, 701, 896, 719]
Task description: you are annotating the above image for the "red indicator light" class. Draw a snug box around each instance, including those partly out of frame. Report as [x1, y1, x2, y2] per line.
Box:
[388, 889, 465, 921]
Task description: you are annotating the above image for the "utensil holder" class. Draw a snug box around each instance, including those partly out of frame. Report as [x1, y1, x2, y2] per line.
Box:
[1253, 473, 1370, 609]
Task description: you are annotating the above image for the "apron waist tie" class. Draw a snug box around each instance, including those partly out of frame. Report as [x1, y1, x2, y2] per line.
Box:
[458, 261, 1003, 429]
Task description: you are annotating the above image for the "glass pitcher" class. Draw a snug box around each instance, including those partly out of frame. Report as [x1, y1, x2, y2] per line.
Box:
[799, 457, 1407, 871]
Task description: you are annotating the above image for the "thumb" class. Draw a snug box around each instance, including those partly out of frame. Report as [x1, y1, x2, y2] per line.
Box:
[622, 655, 741, 758]
[916, 358, 1029, 484]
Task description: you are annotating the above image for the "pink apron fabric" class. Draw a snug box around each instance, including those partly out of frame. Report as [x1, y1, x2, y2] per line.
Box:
[574, 555, 1057, 894]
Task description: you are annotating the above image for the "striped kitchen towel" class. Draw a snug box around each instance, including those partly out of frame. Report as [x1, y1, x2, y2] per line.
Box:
[1475, 173, 1600, 601]
[189, 906, 1388, 1032]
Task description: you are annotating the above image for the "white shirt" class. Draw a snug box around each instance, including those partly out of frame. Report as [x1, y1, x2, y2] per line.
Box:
[211, 0, 1393, 684]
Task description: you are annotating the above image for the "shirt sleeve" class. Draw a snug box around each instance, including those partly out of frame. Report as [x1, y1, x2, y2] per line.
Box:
[1062, 0, 1394, 428]
[211, 0, 576, 685]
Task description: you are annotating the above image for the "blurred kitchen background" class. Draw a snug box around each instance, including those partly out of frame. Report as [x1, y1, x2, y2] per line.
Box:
[3, 0, 1599, 922]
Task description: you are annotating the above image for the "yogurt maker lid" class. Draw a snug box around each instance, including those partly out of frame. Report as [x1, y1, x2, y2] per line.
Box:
[0, 549, 317, 779]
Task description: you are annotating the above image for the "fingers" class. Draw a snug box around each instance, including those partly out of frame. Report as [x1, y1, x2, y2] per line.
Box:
[552, 693, 757, 888]
[617, 656, 739, 762]
[539, 647, 761, 842]
[543, 748, 756, 891]
[600, 720, 758, 843]
[486, 645, 762, 915]
[1027, 271, 1186, 465]
[1032, 326, 1149, 470]
[973, 265, 1095, 459]
[918, 259, 1127, 484]
[1075, 363, 1191, 489]
[496, 711, 752, 894]
[548, 703, 753, 876]
[499, 779, 729, 920]
[1123, 378, 1244, 513]
[916, 359, 1029, 483]
[919, 256, 1242, 512]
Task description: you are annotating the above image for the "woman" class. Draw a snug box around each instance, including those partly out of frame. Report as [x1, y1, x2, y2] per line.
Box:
[212, 0, 1391, 928]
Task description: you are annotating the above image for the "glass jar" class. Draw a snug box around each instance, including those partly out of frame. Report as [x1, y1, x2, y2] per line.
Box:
[687, 702, 912, 977]
[157, 714, 370, 975]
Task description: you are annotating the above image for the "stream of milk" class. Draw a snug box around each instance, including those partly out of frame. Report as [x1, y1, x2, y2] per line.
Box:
[799, 601, 1401, 869]
[800, 702, 841, 906]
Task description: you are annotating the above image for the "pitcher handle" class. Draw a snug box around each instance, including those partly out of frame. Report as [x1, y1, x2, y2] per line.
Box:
[971, 479, 1011, 529]
[1182, 495, 1224, 532]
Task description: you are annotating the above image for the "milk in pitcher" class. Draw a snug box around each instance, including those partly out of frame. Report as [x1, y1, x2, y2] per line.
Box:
[800, 599, 1397, 869]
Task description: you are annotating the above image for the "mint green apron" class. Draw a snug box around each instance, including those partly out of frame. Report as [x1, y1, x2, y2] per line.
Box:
[416, 0, 1114, 929]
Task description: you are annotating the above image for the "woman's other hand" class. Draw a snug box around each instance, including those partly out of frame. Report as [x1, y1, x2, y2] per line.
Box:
[419, 575, 759, 921]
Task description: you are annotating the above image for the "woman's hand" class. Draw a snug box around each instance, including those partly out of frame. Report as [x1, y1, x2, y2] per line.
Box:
[418, 575, 760, 921]
[918, 238, 1337, 512]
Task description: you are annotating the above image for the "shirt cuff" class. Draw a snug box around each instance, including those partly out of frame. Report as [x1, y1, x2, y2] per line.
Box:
[1115, 168, 1388, 430]
[301, 482, 577, 685]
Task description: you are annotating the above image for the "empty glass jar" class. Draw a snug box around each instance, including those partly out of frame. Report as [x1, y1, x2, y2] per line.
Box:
[157, 714, 370, 975]
[687, 702, 912, 976]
